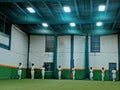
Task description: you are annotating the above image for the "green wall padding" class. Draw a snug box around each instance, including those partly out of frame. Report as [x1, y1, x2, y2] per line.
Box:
[75, 70, 85, 80]
[0, 66, 11, 79]
[93, 70, 119, 81]
[35, 70, 54, 79]
[0, 66, 119, 80]
[61, 70, 71, 79]
[0, 66, 26, 79]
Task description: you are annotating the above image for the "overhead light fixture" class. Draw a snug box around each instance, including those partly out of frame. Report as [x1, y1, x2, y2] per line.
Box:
[70, 22, 76, 27]
[63, 6, 71, 12]
[98, 5, 106, 11]
[96, 22, 103, 26]
[42, 23, 48, 27]
[27, 7, 35, 13]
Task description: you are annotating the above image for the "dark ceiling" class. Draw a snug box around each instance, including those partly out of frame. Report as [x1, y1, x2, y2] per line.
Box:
[0, 0, 120, 35]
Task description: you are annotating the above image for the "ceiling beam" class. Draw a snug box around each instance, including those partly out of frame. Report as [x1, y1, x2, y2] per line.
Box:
[74, 0, 80, 17]
[41, 0, 54, 17]
[112, 22, 117, 30]
[13, 2, 28, 16]
[117, 9, 120, 17]
[112, 9, 120, 30]
[90, 0, 93, 31]
[28, 2, 57, 34]
[0, 12, 9, 21]
[79, 24, 83, 31]
[11, 17, 120, 24]
[58, 1, 65, 20]
[28, 2, 43, 18]
[0, 0, 62, 2]
[28, 2, 56, 34]
[58, 25, 63, 31]
[90, 0, 93, 17]
[105, 0, 109, 12]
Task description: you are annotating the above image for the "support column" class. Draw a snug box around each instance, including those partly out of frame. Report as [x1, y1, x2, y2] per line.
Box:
[118, 33, 120, 80]
[70, 35, 74, 78]
[84, 35, 89, 79]
[26, 34, 30, 78]
[53, 35, 58, 79]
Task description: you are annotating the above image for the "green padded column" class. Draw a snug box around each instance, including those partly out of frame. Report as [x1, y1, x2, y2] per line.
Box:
[70, 35, 74, 78]
[84, 35, 89, 79]
[53, 35, 58, 79]
[118, 33, 120, 80]
[26, 34, 30, 78]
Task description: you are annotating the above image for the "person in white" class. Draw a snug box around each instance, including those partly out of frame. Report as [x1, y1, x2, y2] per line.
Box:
[112, 68, 116, 82]
[41, 65, 45, 80]
[31, 63, 35, 79]
[72, 67, 75, 80]
[58, 65, 62, 80]
[101, 67, 105, 81]
[90, 67, 93, 80]
[18, 62, 22, 79]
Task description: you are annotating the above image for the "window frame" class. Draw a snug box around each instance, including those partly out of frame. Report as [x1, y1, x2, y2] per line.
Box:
[44, 62, 54, 72]
[90, 35, 100, 53]
[45, 35, 54, 52]
[0, 18, 11, 50]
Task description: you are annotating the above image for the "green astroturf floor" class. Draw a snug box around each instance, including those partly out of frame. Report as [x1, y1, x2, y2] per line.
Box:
[0, 79, 120, 90]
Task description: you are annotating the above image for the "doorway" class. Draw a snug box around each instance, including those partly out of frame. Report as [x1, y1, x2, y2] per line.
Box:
[109, 63, 117, 80]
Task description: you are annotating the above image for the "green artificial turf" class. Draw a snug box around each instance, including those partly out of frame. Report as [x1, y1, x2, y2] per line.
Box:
[0, 79, 120, 90]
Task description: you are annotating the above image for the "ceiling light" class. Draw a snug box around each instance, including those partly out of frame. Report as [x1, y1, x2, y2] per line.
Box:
[63, 6, 71, 12]
[96, 22, 103, 26]
[42, 23, 48, 27]
[27, 7, 35, 13]
[70, 22, 76, 27]
[98, 5, 106, 11]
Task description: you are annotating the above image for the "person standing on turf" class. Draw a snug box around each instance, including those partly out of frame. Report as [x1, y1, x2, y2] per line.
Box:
[18, 62, 22, 79]
[90, 67, 93, 80]
[112, 68, 116, 82]
[31, 63, 35, 79]
[72, 67, 75, 80]
[101, 67, 105, 81]
[41, 65, 45, 80]
[58, 65, 62, 80]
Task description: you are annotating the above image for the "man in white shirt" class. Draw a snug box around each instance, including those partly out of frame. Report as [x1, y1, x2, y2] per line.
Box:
[112, 68, 116, 82]
[101, 67, 105, 81]
[18, 62, 22, 79]
[58, 65, 62, 80]
[90, 67, 93, 80]
[72, 67, 75, 80]
[31, 63, 35, 79]
[41, 65, 45, 80]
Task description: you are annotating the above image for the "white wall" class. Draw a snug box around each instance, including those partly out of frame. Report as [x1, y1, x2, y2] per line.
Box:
[89, 34, 118, 69]
[57, 35, 71, 68]
[29, 35, 53, 68]
[74, 36, 85, 68]
[0, 25, 28, 67]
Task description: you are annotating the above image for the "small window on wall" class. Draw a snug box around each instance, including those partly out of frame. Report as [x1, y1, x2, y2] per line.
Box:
[44, 62, 53, 72]
[0, 18, 11, 35]
[45, 35, 54, 52]
[91, 35, 100, 52]
[0, 17, 11, 50]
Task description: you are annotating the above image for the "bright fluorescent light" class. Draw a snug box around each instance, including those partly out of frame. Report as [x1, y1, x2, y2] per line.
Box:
[63, 6, 71, 12]
[96, 22, 103, 26]
[42, 23, 48, 27]
[27, 7, 35, 13]
[70, 22, 76, 27]
[98, 5, 106, 11]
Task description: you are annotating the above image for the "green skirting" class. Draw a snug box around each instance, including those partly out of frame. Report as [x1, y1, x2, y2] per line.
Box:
[0, 66, 119, 80]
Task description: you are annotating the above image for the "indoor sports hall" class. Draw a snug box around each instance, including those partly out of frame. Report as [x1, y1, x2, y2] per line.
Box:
[0, 0, 120, 90]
